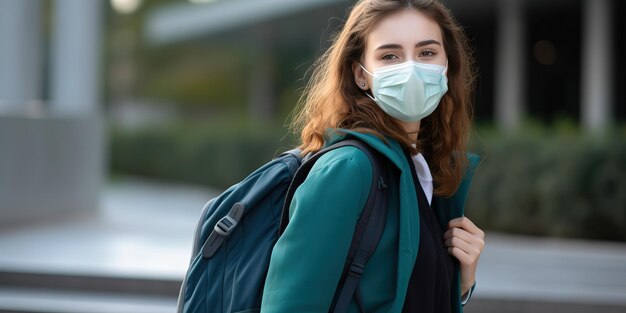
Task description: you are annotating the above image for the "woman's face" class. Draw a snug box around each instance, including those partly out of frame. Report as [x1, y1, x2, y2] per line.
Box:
[353, 8, 447, 91]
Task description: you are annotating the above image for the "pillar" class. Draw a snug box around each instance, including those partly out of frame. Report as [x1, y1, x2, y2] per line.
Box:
[0, 0, 43, 111]
[494, 0, 526, 130]
[50, 0, 104, 114]
[581, 0, 613, 131]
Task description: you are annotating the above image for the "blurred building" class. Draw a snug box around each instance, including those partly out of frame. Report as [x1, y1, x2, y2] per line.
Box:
[145, 0, 624, 130]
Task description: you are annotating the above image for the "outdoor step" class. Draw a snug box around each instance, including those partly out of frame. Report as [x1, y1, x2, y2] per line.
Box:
[0, 270, 180, 313]
[0, 270, 181, 297]
[0, 287, 176, 313]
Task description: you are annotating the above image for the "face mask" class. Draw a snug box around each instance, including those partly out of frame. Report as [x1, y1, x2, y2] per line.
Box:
[360, 61, 448, 122]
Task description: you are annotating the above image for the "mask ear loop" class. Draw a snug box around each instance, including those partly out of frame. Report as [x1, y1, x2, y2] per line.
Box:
[359, 64, 378, 102]
[360, 63, 375, 77]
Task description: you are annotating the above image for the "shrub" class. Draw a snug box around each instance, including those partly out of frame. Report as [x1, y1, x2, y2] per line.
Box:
[109, 119, 296, 189]
[467, 127, 626, 242]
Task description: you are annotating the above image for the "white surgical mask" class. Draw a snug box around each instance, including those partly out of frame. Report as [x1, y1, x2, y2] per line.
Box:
[360, 61, 448, 122]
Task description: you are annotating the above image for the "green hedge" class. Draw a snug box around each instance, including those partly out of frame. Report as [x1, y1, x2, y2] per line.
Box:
[109, 120, 296, 189]
[110, 123, 626, 241]
[467, 126, 626, 242]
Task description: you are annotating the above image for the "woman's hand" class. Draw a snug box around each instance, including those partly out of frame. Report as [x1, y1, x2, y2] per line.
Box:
[443, 216, 485, 296]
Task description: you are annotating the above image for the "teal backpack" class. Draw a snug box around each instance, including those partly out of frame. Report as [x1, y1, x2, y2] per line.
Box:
[177, 138, 393, 313]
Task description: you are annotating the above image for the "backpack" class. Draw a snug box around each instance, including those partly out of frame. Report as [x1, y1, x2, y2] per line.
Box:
[177, 138, 392, 313]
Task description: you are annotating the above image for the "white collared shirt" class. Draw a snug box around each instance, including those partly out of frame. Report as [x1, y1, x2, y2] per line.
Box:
[409, 145, 433, 206]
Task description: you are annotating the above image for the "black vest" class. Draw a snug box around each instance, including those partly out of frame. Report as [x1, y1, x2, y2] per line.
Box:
[402, 152, 454, 313]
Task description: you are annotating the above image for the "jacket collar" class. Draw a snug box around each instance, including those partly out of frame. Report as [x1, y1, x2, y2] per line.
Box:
[324, 128, 407, 171]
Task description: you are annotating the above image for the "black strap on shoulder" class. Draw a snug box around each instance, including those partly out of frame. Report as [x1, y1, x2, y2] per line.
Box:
[278, 138, 392, 313]
[330, 143, 390, 313]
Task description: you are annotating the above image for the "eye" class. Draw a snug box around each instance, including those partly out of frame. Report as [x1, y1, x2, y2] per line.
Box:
[419, 49, 437, 57]
[381, 53, 399, 61]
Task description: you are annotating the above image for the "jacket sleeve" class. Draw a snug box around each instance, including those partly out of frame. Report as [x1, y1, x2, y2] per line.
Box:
[261, 147, 373, 313]
[461, 281, 476, 306]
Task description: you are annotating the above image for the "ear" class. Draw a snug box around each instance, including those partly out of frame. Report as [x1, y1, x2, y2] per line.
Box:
[352, 62, 369, 90]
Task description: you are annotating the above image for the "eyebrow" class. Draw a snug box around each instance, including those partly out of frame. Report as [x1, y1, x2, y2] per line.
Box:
[375, 40, 442, 51]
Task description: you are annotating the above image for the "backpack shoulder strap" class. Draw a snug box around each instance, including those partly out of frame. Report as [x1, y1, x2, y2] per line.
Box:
[330, 141, 391, 313]
[278, 138, 392, 313]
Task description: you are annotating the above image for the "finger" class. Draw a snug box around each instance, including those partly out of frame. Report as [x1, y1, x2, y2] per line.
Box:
[442, 226, 473, 241]
[443, 226, 465, 239]
[447, 246, 471, 264]
[448, 217, 478, 232]
[444, 235, 480, 257]
[448, 245, 481, 266]
[443, 227, 486, 251]
[448, 217, 484, 237]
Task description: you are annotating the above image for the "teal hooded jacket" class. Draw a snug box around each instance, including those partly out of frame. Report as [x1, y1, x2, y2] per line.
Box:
[261, 129, 480, 313]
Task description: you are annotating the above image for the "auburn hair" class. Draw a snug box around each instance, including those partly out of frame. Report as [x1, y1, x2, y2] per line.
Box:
[290, 0, 475, 196]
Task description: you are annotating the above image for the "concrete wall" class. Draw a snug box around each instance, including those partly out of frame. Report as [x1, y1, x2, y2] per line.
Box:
[0, 114, 104, 226]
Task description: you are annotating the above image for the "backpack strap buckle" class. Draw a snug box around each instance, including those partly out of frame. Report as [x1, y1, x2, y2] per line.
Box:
[202, 202, 246, 259]
[214, 215, 238, 236]
[348, 263, 365, 278]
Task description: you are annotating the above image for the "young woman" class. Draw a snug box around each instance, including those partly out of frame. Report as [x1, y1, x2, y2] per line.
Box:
[261, 0, 484, 312]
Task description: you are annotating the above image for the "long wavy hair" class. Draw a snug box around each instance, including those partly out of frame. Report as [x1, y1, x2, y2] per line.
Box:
[291, 0, 476, 196]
